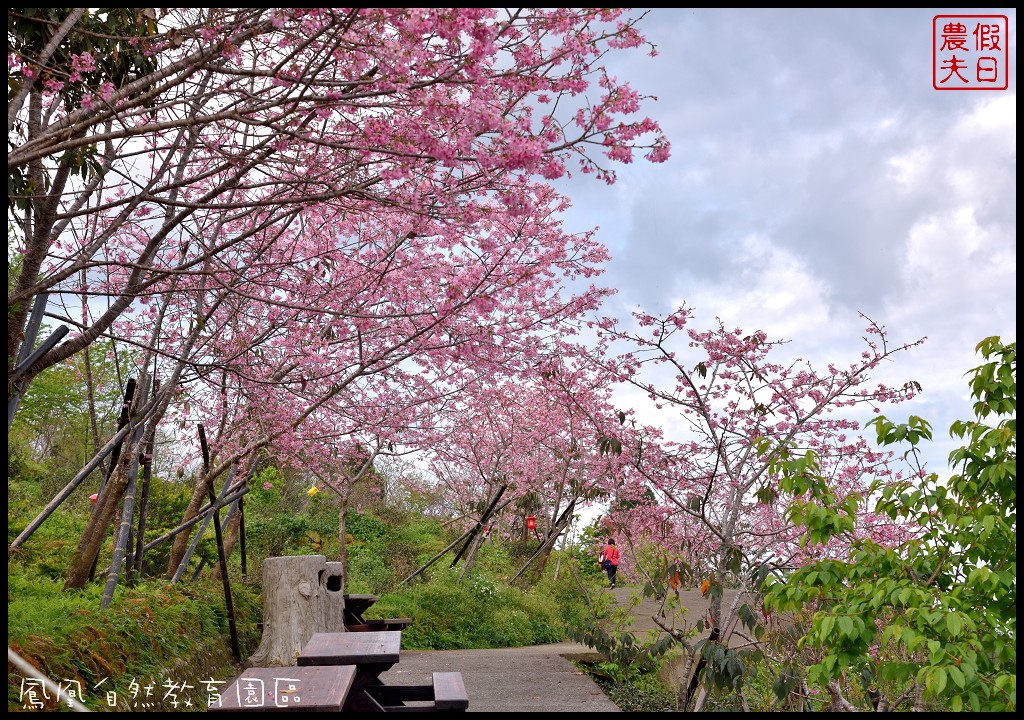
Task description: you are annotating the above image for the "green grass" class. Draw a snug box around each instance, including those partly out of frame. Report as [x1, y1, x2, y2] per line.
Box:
[363, 558, 587, 650]
[8, 566, 262, 712]
[7, 471, 603, 710]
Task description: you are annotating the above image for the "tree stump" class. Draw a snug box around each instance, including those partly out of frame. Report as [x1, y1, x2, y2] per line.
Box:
[247, 555, 346, 667]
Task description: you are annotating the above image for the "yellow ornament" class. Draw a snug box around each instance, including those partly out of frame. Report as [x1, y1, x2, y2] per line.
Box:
[307, 485, 319, 497]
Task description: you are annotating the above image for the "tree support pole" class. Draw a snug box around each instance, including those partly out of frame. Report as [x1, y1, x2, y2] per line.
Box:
[142, 485, 249, 552]
[190, 493, 244, 581]
[131, 380, 159, 583]
[7, 293, 67, 431]
[170, 465, 238, 582]
[238, 496, 247, 577]
[397, 496, 515, 587]
[194, 424, 240, 661]
[508, 499, 576, 584]
[209, 480, 241, 661]
[99, 375, 152, 608]
[89, 378, 138, 582]
[450, 485, 507, 568]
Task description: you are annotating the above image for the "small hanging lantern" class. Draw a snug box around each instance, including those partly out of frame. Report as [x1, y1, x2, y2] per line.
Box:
[526, 515, 536, 530]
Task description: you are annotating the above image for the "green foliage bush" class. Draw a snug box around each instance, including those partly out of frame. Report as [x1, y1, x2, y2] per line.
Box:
[242, 468, 341, 561]
[8, 567, 261, 712]
[763, 337, 1016, 712]
[367, 561, 578, 650]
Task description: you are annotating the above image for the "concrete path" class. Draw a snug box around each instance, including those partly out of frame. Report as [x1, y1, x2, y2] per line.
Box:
[377, 584, 753, 712]
[378, 642, 618, 713]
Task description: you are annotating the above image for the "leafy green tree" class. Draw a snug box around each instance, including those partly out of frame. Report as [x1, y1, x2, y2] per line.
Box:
[9, 336, 132, 489]
[762, 337, 1015, 711]
[8, 8, 159, 212]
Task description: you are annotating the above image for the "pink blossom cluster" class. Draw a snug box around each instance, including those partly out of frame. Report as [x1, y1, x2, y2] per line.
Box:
[585, 310, 926, 583]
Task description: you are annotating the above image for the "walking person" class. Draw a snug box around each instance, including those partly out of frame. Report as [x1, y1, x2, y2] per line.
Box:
[599, 537, 620, 588]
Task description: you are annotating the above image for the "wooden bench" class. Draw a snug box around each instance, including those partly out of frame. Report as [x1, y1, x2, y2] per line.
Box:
[342, 593, 380, 626]
[346, 617, 414, 633]
[340, 594, 414, 633]
[366, 672, 469, 713]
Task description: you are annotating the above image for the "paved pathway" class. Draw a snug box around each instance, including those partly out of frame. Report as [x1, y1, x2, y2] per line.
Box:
[377, 583, 753, 712]
[378, 642, 618, 713]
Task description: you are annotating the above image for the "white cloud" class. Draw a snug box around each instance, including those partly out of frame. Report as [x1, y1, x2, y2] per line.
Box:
[559, 8, 1017, 480]
[679, 232, 835, 346]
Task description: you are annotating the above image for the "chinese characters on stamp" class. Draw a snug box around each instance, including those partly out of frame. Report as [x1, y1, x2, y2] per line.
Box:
[933, 15, 1009, 90]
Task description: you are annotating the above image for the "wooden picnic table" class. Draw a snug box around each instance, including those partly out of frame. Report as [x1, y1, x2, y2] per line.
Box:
[208, 665, 357, 712]
[298, 630, 401, 712]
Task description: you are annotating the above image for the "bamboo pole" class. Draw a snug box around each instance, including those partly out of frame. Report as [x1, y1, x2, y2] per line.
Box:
[169, 464, 238, 582]
[7, 293, 67, 430]
[99, 374, 152, 609]
[96, 379, 137, 503]
[238, 496, 247, 577]
[131, 380, 159, 582]
[190, 494, 242, 581]
[399, 496, 514, 586]
[187, 426, 245, 580]
[398, 526, 477, 587]
[197, 424, 240, 661]
[142, 485, 249, 552]
[88, 378, 138, 582]
[507, 499, 576, 584]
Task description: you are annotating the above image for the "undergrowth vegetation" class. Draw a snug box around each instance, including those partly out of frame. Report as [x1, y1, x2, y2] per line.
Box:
[7, 464, 604, 711]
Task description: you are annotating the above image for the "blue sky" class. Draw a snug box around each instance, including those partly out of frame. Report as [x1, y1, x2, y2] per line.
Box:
[557, 8, 1016, 479]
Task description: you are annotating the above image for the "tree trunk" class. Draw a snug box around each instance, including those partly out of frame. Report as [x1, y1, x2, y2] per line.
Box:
[337, 485, 350, 587]
[531, 523, 565, 579]
[691, 587, 749, 712]
[458, 530, 486, 580]
[247, 555, 346, 668]
[65, 459, 131, 589]
[166, 469, 218, 577]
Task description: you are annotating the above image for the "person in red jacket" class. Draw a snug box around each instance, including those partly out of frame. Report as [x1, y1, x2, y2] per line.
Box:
[599, 537, 620, 588]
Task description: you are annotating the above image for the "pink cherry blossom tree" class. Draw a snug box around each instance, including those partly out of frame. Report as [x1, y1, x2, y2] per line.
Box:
[10, 9, 671, 587]
[9, 7, 668, 391]
[153, 187, 619, 578]
[425, 342, 635, 579]
[586, 306, 924, 709]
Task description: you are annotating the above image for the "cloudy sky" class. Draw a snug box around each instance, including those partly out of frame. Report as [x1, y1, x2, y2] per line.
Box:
[557, 8, 1016, 477]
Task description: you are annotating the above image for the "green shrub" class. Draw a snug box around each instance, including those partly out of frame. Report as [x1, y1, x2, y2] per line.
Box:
[8, 567, 261, 712]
